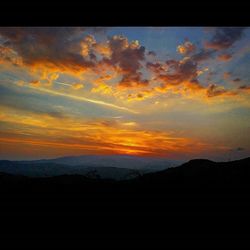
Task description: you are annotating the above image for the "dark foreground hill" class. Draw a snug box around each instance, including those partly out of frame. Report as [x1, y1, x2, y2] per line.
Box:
[136, 157, 250, 189]
[0, 157, 250, 248]
[0, 157, 250, 194]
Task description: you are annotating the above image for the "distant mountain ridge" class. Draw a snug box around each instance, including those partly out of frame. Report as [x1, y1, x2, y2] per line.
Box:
[0, 155, 183, 179]
[20, 154, 183, 170]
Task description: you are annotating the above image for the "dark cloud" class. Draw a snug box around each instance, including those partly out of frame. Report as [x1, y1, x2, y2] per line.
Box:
[206, 83, 237, 98]
[159, 59, 198, 85]
[239, 85, 250, 90]
[191, 49, 215, 62]
[146, 57, 207, 94]
[236, 147, 244, 151]
[146, 62, 166, 74]
[204, 27, 246, 50]
[147, 48, 216, 90]
[217, 53, 232, 62]
[104, 35, 147, 88]
[108, 35, 145, 73]
[206, 83, 230, 97]
[147, 51, 156, 56]
[0, 27, 97, 71]
[233, 78, 241, 82]
[119, 73, 149, 88]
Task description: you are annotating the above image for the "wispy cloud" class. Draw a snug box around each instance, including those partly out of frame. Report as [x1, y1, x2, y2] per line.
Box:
[22, 83, 139, 114]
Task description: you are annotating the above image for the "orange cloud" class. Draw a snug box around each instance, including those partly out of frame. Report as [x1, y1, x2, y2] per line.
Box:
[206, 83, 238, 98]
[118, 73, 149, 89]
[80, 34, 96, 57]
[177, 40, 196, 55]
[0, 45, 23, 66]
[0, 115, 218, 158]
[238, 85, 250, 93]
[93, 42, 112, 57]
[30, 80, 41, 87]
[91, 82, 113, 95]
[0, 102, 223, 158]
[127, 89, 156, 101]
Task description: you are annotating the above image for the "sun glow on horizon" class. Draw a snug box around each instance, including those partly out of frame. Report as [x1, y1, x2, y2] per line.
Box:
[0, 27, 249, 161]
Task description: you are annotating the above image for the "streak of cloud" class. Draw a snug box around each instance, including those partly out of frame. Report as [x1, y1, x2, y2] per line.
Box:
[23, 83, 139, 114]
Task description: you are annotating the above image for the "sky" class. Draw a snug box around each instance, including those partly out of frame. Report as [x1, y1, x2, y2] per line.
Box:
[0, 27, 250, 161]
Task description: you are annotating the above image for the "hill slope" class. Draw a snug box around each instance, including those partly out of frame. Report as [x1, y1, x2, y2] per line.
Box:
[0, 157, 249, 194]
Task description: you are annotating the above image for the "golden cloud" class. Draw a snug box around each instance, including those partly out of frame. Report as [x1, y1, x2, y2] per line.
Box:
[72, 83, 84, 90]
[0, 106, 220, 157]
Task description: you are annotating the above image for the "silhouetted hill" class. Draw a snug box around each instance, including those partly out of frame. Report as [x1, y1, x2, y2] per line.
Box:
[0, 157, 249, 195]
[136, 157, 250, 189]
[1, 157, 250, 248]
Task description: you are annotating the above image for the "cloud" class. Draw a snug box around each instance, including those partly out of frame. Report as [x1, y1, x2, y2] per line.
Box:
[108, 36, 145, 72]
[223, 72, 231, 79]
[191, 49, 215, 62]
[0, 30, 149, 90]
[233, 78, 241, 83]
[27, 72, 60, 87]
[80, 34, 96, 57]
[204, 27, 246, 50]
[91, 78, 114, 95]
[147, 51, 156, 56]
[43, 72, 60, 86]
[238, 85, 250, 91]
[104, 35, 147, 88]
[206, 83, 237, 98]
[23, 84, 138, 114]
[236, 147, 244, 151]
[0, 27, 96, 73]
[0, 111, 218, 158]
[217, 53, 232, 62]
[127, 89, 156, 101]
[91, 83, 113, 95]
[207, 83, 226, 97]
[145, 57, 210, 99]
[121, 121, 137, 126]
[0, 97, 66, 119]
[93, 42, 112, 57]
[147, 52, 215, 94]
[118, 73, 149, 88]
[30, 80, 41, 87]
[72, 83, 84, 90]
[0, 44, 23, 66]
[151, 58, 200, 86]
[146, 62, 167, 74]
[1, 27, 248, 105]
[177, 40, 196, 55]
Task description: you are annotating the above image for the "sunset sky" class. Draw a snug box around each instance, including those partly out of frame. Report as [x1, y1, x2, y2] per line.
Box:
[0, 27, 250, 161]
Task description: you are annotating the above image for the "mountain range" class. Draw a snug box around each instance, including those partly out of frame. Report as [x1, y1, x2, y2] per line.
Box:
[0, 155, 183, 180]
[0, 156, 249, 191]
